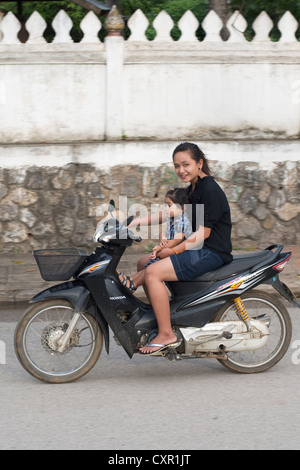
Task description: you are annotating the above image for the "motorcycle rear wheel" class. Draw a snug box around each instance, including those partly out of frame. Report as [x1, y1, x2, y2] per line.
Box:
[14, 299, 103, 383]
[214, 290, 292, 374]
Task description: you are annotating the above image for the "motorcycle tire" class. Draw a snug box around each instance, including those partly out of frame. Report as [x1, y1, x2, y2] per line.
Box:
[214, 290, 292, 374]
[14, 299, 103, 383]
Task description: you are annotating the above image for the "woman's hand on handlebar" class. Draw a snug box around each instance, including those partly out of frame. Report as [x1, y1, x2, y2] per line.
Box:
[127, 219, 139, 229]
[127, 209, 168, 229]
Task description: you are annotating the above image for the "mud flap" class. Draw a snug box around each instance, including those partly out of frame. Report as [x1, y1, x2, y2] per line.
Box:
[271, 276, 300, 308]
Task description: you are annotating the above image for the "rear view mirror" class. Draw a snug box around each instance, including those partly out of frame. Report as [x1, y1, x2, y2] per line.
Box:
[108, 200, 115, 216]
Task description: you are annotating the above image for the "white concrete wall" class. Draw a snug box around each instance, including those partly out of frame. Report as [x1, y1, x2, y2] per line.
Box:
[1, 140, 299, 170]
[122, 51, 300, 140]
[0, 49, 106, 143]
[0, 9, 300, 144]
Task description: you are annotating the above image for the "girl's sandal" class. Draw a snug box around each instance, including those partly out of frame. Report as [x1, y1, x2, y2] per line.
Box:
[118, 272, 137, 293]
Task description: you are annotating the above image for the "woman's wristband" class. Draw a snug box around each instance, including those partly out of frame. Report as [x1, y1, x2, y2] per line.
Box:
[171, 247, 184, 255]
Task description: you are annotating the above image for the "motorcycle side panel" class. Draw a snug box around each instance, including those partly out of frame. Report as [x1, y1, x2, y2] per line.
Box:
[166, 280, 214, 298]
[134, 299, 227, 330]
[171, 299, 227, 328]
[81, 271, 142, 357]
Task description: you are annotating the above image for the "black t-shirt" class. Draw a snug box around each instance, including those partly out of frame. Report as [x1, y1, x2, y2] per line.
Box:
[186, 176, 233, 263]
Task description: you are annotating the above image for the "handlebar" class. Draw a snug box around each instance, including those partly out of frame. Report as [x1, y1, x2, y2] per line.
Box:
[93, 216, 142, 244]
[123, 215, 134, 227]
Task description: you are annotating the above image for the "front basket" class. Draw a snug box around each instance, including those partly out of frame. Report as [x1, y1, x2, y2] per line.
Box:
[33, 248, 88, 281]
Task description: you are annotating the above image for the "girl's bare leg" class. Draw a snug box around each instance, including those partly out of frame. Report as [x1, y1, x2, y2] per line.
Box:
[118, 269, 145, 290]
[137, 254, 151, 271]
[139, 257, 178, 354]
[118, 254, 149, 290]
[136, 253, 152, 301]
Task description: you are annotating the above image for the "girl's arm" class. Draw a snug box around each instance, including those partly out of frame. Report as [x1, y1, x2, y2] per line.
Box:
[160, 234, 185, 249]
[157, 226, 211, 258]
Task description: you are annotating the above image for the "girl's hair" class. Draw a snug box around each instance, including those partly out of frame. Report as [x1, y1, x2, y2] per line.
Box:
[172, 142, 211, 176]
[165, 187, 189, 207]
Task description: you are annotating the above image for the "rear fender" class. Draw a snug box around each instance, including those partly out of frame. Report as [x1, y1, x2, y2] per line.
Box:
[30, 281, 110, 353]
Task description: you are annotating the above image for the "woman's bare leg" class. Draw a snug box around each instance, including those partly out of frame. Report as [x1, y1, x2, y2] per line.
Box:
[139, 257, 178, 354]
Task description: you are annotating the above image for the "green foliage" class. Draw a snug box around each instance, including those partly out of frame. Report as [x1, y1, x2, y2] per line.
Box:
[1, 0, 208, 41]
[229, 0, 300, 40]
[230, 0, 300, 18]
[1, 1, 87, 41]
[1, 0, 300, 41]
[122, 0, 208, 40]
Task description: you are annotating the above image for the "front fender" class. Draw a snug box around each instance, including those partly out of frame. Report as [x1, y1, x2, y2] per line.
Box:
[30, 281, 110, 354]
[30, 281, 90, 313]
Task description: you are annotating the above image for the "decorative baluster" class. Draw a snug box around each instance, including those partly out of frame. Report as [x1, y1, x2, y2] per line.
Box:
[127, 9, 149, 41]
[153, 11, 174, 42]
[52, 10, 73, 43]
[278, 11, 298, 42]
[226, 11, 247, 42]
[0, 11, 21, 44]
[178, 10, 199, 42]
[252, 11, 273, 42]
[80, 11, 101, 43]
[26, 11, 47, 44]
[202, 10, 223, 42]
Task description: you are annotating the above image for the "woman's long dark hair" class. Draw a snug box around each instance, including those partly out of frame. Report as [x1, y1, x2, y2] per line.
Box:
[172, 142, 211, 176]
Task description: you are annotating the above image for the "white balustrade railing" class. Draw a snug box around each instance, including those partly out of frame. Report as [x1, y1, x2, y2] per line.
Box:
[0, 8, 299, 44]
[0, 7, 299, 143]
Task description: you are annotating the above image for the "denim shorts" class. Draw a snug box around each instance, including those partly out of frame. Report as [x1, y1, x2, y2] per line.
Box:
[170, 248, 224, 281]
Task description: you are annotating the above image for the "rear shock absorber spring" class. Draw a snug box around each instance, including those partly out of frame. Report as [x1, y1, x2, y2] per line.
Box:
[233, 297, 250, 331]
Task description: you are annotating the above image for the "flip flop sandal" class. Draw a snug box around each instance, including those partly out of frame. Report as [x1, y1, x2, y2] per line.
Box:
[140, 340, 181, 356]
[118, 272, 137, 293]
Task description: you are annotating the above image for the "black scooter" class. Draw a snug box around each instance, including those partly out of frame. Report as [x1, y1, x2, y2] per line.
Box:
[14, 204, 299, 383]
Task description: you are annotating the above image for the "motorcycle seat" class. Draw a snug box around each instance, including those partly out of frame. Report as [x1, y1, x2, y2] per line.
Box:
[193, 249, 276, 282]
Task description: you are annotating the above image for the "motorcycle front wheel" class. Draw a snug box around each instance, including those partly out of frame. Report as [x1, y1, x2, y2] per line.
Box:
[214, 290, 292, 374]
[14, 299, 103, 383]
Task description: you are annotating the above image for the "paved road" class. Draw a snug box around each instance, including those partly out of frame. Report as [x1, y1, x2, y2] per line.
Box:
[0, 303, 300, 450]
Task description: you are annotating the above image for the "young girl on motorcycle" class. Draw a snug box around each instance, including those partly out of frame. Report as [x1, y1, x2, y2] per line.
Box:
[118, 187, 192, 290]
[145, 187, 192, 266]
